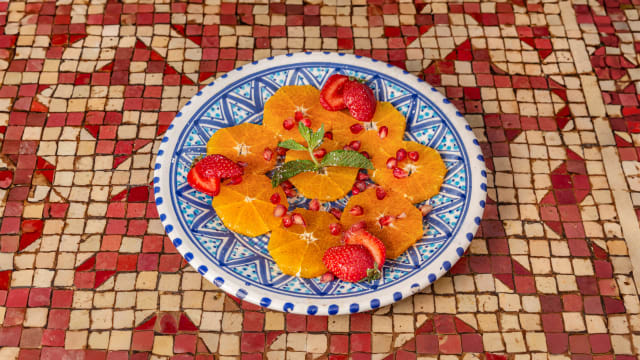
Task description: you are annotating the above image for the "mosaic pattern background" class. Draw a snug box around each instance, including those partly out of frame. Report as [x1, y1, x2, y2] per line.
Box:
[1, 0, 640, 358]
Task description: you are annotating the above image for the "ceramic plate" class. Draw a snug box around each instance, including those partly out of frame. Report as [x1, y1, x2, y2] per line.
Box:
[154, 52, 486, 315]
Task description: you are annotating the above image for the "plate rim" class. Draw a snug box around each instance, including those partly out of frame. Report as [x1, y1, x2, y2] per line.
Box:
[154, 51, 487, 315]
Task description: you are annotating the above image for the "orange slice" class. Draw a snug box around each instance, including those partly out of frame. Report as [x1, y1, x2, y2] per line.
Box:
[284, 139, 359, 201]
[206, 123, 277, 174]
[332, 102, 406, 155]
[212, 174, 288, 237]
[268, 209, 341, 278]
[340, 188, 423, 259]
[369, 140, 446, 204]
[263, 85, 336, 143]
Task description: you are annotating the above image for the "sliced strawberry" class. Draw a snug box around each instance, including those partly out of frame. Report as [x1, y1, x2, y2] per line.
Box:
[343, 227, 386, 271]
[322, 244, 380, 282]
[195, 154, 244, 179]
[187, 167, 220, 196]
[320, 74, 350, 111]
[343, 81, 377, 122]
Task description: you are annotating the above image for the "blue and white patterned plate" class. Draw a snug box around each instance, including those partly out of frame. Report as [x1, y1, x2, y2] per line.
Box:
[154, 52, 486, 315]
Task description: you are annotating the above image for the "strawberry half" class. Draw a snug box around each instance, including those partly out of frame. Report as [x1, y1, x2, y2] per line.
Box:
[319, 74, 350, 111]
[343, 226, 386, 271]
[322, 244, 381, 282]
[187, 167, 221, 196]
[343, 81, 377, 122]
[187, 154, 243, 196]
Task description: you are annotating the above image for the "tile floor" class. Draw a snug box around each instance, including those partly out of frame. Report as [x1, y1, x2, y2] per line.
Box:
[1, 0, 640, 358]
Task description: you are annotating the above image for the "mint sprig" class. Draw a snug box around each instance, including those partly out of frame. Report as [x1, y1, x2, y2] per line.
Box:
[271, 123, 373, 187]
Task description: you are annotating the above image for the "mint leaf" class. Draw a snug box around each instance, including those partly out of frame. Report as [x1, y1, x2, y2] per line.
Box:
[271, 160, 317, 187]
[320, 150, 374, 170]
[298, 122, 313, 146]
[277, 139, 307, 151]
[307, 124, 325, 150]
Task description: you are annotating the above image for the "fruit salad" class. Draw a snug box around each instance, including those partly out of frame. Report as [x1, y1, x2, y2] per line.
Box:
[186, 74, 447, 283]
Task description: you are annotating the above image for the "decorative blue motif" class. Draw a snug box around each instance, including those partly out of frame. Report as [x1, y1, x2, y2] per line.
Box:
[154, 52, 486, 315]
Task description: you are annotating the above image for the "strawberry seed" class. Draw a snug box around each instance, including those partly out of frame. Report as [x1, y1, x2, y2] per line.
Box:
[408, 151, 419, 161]
[270, 193, 281, 204]
[350, 205, 364, 216]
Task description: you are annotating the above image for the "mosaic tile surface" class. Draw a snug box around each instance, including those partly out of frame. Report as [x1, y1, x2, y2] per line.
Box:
[0, 0, 639, 358]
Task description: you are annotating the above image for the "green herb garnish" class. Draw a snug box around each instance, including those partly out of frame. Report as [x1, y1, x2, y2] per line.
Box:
[271, 122, 373, 187]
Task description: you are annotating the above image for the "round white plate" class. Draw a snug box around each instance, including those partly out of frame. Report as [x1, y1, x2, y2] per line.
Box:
[154, 52, 486, 315]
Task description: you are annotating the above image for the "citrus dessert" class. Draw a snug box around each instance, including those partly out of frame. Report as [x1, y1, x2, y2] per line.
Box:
[262, 85, 337, 143]
[340, 187, 424, 259]
[206, 123, 278, 174]
[212, 173, 288, 237]
[284, 139, 359, 201]
[268, 209, 341, 278]
[368, 140, 447, 204]
[332, 102, 406, 155]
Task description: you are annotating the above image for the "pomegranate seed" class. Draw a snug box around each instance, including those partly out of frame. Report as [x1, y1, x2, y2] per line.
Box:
[281, 180, 293, 190]
[263, 148, 274, 161]
[379, 215, 394, 227]
[386, 157, 397, 169]
[408, 151, 419, 161]
[283, 118, 295, 130]
[350, 205, 364, 216]
[292, 213, 306, 226]
[324, 131, 333, 140]
[320, 272, 335, 283]
[301, 118, 312, 127]
[284, 188, 297, 198]
[420, 204, 433, 216]
[270, 193, 281, 204]
[350, 221, 367, 231]
[273, 204, 287, 217]
[376, 187, 387, 200]
[282, 119, 296, 130]
[360, 151, 370, 159]
[351, 187, 360, 195]
[354, 180, 366, 192]
[393, 167, 408, 179]
[343, 145, 352, 151]
[313, 148, 327, 159]
[309, 199, 320, 211]
[350, 124, 364, 134]
[357, 172, 369, 181]
[378, 126, 388, 139]
[329, 208, 342, 220]
[396, 148, 407, 161]
[229, 175, 243, 185]
[237, 161, 248, 167]
[397, 212, 407, 219]
[282, 215, 293, 227]
[329, 223, 342, 236]
[349, 140, 361, 151]
[276, 147, 288, 156]
[294, 111, 304, 121]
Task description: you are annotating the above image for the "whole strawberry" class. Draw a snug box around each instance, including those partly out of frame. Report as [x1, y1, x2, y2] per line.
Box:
[323, 245, 381, 282]
[187, 154, 243, 196]
[320, 74, 350, 111]
[343, 81, 377, 122]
